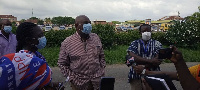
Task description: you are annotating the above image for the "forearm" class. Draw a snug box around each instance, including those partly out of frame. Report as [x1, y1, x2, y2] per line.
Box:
[57, 62, 74, 78]
[145, 71, 178, 80]
[99, 48, 106, 68]
[128, 52, 151, 64]
[174, 60, 200, 90]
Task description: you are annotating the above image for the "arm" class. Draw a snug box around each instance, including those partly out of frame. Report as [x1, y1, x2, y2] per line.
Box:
[97, 36, 106, 68]
[57, 41, 75, 81]
[99, 47, 106, 68]
[133, 65, 178, 80]
[127, 40, 161, 66]
[170, 47, 200, 90]
[128, 51, 161, 66]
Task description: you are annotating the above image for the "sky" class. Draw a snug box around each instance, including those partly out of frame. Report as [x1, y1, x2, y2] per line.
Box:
[0, 0, 199, 22]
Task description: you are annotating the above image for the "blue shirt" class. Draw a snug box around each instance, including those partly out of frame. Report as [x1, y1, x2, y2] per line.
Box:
[0, 50, 52, 90]
[127, 39, 162, 82]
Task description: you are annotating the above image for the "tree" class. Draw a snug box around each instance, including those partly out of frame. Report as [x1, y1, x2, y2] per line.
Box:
[29, 17, 38, 20]
[37, 19, 44, 25]
[112, 21, 121, 24]
[20, 19, 26, 23]
[165, 6, 200, 49]
[44, 17, 51, 25]
[51, 16, 75, 26]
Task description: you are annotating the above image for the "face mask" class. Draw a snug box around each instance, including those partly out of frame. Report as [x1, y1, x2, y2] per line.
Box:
[142, 32, 151, 41]
[3, 26, 12, 33]
[82, 23, 92, 34]
[36, 36, 47, 49]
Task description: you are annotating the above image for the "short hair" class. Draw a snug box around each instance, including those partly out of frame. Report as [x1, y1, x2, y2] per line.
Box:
[16, 22, 37, 52]
[139, 24, 151, 33]
[0, 19, 11, 29]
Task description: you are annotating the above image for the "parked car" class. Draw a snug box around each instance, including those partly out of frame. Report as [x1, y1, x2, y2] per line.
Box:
[127, 26, 134, 30]
[45, 26, 52, 31]
[121, 26, 127, 31]
[59, 26, 66, 30]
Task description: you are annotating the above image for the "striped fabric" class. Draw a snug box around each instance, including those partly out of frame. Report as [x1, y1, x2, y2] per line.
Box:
[127, 39, 162, 82]
[58, 32, 106, 89]
[0, 50, 52, 90]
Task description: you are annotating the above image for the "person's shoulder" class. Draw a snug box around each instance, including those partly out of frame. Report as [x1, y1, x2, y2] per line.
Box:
[90, 33, 101, 39]
[1, 53, 16, 60]
[131, 39, 140, 43]
[90, 33, 99, 37]
[151, 39, 162, 44]
[62, 33, 76, 42]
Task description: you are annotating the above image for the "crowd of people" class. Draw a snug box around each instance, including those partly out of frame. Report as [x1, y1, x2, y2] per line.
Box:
[0, 15, 199, 90]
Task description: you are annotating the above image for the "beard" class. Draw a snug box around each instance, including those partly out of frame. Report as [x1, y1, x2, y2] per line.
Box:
[80, 32, 90, 39]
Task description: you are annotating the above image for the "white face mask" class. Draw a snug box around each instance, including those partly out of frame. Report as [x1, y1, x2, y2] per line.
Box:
[142, 32, 151, 41]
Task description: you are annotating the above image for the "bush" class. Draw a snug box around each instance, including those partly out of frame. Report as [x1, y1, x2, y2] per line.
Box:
[44, 24, 168, 50]
[151, 32, 168, 45]
[115, 30, 140, 45]
[165, 20, 200, 49]
[165, 8, 200, 49]
[39, 45, 200, 66]
[92, 24, 116, 49]
[45, 29, 76, 47]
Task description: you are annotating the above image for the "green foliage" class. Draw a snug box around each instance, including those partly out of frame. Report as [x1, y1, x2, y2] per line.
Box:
[45, 29, 76, 47]
[39, 45, 200, 66]
[11, 23, 17, 34]
[180, 48, 200, 62]
[111, 21, 121, 24]
[51, 16, 75, 26]
[115, 30, 140, 45]
[92, 24, 116, 49]
[165, 7, 200, 49]
[20, 19, 26, 23]
[38, 47, 60, 67]
[151, 32, 168, 45]
[104, 45, 128, 64]
[37, 19, 44, 25]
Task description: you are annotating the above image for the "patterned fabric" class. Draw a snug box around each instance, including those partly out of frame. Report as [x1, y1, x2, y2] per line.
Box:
[188, 64, 200, 83]
[0, 30, 17, 57]
[127, 39, 162, 82]
[28, 51, 46, 61]
[58, 32, 106, 89]
[0, 50, 52, 90]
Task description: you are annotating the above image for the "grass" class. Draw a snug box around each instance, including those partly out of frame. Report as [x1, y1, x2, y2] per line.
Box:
[39, 45, 200, 67]
[38, 47, 60, 67]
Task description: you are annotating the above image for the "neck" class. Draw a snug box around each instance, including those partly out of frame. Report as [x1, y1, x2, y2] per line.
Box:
[141, 39, 149, 45]
[24, 46, 37, 53]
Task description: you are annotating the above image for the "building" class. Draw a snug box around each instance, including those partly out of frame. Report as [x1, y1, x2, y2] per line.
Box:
[26, 19, 38, 24]
[0, 15, 17, 22]
[93, 20, 113, 25]
[158, 16, 184, 21]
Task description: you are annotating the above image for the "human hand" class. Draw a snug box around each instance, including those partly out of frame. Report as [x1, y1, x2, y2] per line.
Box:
[133, 65, 145, 74]
[169, 46, 183, 63]
[141, 77, 153, 90]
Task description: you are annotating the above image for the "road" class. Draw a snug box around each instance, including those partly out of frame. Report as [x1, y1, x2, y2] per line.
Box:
[51, 62, 199, 90]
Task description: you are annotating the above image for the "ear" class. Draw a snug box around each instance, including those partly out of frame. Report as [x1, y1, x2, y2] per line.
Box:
[75, 23, 78, 28]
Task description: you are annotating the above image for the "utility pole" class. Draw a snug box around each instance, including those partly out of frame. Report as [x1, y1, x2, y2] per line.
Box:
[178, 11, 180, 17]
[32, 8, 33, 17]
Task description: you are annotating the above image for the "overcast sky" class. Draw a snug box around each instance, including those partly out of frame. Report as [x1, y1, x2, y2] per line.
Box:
[0, 0, 199, 22]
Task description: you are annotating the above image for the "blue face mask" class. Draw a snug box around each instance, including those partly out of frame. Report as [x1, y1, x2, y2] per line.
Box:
[3, 26, 12, 33]
[82, 23, 92, 34]
[36, 36, 47, 49]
